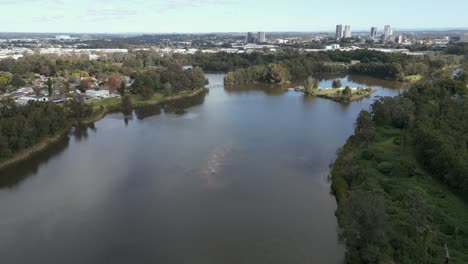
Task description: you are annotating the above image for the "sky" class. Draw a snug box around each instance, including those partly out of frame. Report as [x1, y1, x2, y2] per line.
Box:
[0, 0, 467, 33]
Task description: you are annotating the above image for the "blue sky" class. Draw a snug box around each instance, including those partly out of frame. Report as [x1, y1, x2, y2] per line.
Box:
[1, 0, 467, 33]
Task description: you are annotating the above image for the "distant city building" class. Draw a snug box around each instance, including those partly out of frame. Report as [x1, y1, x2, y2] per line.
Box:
[258, 32, 266, 43]
[384, 25, 393, 40]
[371, 27, 378, 38]
[335, 25, 344, 40]
[246, 32, 259, 44]
[344, 25, 352, 38]
[395, 35, 403, 44]
[461, 33, 468, 43]
[325, 44, 341, 50]
[55, 35, 71, 40]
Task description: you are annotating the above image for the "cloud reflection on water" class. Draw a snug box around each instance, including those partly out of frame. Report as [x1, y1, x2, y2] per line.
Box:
[199, 143, 235, 190]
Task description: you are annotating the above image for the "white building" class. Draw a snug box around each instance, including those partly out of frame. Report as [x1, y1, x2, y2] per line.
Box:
[16, 96, 49, 105]
[55, 35, 71, 40]
[384, 25, 393, 40]
[274, 39, 289, 44]
[344, 25, 352, 38]
[258, 32, 266, 43]
[85, 89, 110, 98]
[326, 44, 341, 50]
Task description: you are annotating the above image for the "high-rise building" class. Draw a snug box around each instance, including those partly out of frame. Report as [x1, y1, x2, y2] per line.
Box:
[384, 25, 393, 40]
[246, 32, 258, 43]
[370, 27, 378, 38]
[395, 35, 403, 44]
[344, 25, 352, 38]
[335, 25, 344, 40]
[258, 32, 266, 43]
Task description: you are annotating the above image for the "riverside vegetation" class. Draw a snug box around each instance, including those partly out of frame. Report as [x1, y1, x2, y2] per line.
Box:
[0, 53, 207, 166]
[222, 49, 462, 86]
[302, 76, 375, 102]
[331, 65, 468, 263]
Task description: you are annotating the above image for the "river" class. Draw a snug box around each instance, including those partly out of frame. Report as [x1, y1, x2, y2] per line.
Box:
[0, 74, 403, 264]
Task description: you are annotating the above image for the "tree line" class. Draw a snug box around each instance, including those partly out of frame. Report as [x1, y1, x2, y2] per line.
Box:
[131, 65, 207, 98]
[219, 49, 461, 85]
[331, 72, 468, 263]
[0, 97, 92, 160]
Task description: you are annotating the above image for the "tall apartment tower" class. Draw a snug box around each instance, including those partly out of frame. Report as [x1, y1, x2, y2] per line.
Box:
[258, 32, 266, 43]
[335, 25, 344, 39]
[344, 25, 352, 38]
[246, 32, 258, 43]
[384, 25, 393, 39]
[371, 27, 378, 38]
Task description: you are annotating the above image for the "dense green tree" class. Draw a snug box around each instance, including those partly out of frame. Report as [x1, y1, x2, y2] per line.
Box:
[65, 96, 93, 120]
[118, 80, 126, 96]
[332, 79, 342, 88]
[355, 110, 375, 143]
[372, 97, 415, 129]
[0, 72, 13, 92]
[47, 78, 53, 97]
[0, 101, 68, 158]
[341, 191, 387, 263]
[121, 95, 133, 115]
[188, 66, 208, 89]
[342, 86, 352, 97]
[304, 76, 319, 95]
[263, 63, 290, 84]
[10, 74, 26, 88]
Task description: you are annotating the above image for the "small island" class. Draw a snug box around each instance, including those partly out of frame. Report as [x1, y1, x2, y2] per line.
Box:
[311, 87, 375, 102]
[297, 77, 375, 102]
[224, 64, 376, 103]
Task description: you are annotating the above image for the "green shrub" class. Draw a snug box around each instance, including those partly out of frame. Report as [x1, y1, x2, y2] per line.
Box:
[362, 150, 375, 160]
[377, 162, 394, 174]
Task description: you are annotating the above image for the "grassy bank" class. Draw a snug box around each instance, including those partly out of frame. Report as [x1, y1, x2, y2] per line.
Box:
[331, 126, 468, 263]
[90, 88, 205, 112]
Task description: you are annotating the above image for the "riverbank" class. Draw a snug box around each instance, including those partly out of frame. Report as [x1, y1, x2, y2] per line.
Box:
[0, 129, 69, 170]
[83, 88, 206, 125]
[0, 88, 206, 170]
[331, 125, 468, 263]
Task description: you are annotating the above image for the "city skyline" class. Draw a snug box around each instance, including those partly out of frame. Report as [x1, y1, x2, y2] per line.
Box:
[1, 0, 467, 33]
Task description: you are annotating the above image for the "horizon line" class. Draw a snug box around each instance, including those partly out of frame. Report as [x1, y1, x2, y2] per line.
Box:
[1, 27, 468, 35]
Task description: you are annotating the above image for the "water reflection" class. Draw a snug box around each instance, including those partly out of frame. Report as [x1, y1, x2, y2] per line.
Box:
[199, 143, 235, 190]
[0, 90, 208, 189]
[0, 74, 405, 263]
[0, 135, 70, 189]
[134, 105, 162, 120]
[346, 74, 405, 89]
[163, 89, 207, 114]
[72, 123, 97, 142]
[224, 84, 288, 95]
[289, 73, 405, 90]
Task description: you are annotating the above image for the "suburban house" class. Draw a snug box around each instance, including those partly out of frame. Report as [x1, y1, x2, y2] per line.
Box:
[15, 96, 49, 105]
[85, 89, 110, 98]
